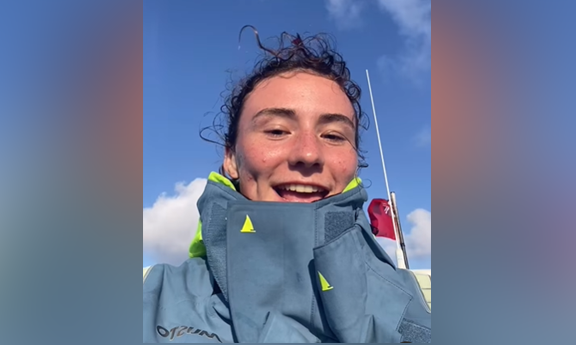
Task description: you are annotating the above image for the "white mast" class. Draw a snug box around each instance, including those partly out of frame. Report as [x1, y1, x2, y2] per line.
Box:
[365, 69, 407, 269]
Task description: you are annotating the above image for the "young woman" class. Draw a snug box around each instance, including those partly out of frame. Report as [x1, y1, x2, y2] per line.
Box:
[143, 28, 431, 343]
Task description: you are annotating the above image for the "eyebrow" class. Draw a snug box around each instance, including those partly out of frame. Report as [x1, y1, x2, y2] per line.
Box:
[251, 107, 355, 130]
[317, 113, 355, 130]
[252, 107, 296, 122]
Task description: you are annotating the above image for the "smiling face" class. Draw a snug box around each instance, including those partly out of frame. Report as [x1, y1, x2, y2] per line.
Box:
[223, 71, 358, 203]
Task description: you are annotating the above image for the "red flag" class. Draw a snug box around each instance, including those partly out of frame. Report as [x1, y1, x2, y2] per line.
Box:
[368, 198, 396, 240]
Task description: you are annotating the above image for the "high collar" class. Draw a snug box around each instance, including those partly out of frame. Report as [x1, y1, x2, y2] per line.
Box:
[188, 172, 365, 259]
[192, 172, 370, 342]
[192, 172, 369, 297]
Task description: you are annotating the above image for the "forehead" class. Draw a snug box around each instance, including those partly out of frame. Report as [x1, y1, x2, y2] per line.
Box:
[241, 72, 355, 121]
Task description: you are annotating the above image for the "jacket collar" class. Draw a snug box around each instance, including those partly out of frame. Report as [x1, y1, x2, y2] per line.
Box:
[188, 172, 364, 259]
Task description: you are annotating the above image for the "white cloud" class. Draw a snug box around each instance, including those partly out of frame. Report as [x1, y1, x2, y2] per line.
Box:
[376, 0, 431, 38]
[325, 0, 431, 84]
[143, 178, 207, 265]
[404, 208, 431, 259]
[375, 208, 431, 266]
[376, 0, 431, 84]
[325, 0, 366, 29]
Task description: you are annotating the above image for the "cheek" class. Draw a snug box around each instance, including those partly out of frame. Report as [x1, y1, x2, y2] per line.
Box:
[237, 142, 282, 174]
[331, 150, 358, 180]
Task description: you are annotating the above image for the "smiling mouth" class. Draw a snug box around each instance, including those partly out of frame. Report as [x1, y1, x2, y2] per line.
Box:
[273, 184, 329, 203]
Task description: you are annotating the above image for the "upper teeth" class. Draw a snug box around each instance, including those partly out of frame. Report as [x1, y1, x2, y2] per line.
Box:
[279, 184, 323, 193]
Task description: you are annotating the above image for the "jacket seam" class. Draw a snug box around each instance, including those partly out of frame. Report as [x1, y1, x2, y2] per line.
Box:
[396, 296, 412, 331]
[364, 256, 412, 298]
[314, 224, 357, 251]
[355, 230, 414, 331]
[356, 230, 412, 298]
[351, 228, 414, 332]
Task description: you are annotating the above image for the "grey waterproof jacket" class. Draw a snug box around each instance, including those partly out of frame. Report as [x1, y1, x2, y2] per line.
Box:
[143, 173, 431, 343]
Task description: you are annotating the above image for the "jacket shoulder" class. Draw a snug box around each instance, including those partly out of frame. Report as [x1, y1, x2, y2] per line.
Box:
[143, 258, 215, 297]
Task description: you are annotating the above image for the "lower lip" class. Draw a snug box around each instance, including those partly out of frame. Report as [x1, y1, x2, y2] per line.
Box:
[275, 189, 327, 203]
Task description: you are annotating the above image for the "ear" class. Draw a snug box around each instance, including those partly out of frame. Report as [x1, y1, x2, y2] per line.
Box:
[223, 147, 239, 179]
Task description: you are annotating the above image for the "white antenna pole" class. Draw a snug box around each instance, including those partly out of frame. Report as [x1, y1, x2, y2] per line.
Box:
[365, 69, 406, 269]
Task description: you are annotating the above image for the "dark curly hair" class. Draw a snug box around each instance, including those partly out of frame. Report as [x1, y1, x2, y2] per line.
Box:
[201, 25, 369, 177]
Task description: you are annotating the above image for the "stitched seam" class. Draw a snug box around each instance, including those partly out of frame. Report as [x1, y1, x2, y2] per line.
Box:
[351, 230, 414, 332]
[357, 229, 411, 297]
[310, 292, 316, 332]
[160, 296, 206, 313]
[365, 260, 411, 296]
[396, 296, 412, 330]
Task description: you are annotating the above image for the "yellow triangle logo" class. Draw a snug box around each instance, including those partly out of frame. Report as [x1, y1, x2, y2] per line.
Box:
[240, 215, 256, 233]
[318, 272, 334, 291]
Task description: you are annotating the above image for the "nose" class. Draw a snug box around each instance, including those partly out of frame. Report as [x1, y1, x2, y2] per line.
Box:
[287, 130, 324, 171]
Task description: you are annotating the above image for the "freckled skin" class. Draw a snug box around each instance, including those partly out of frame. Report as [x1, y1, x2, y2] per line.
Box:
[224, 72, 358, 203]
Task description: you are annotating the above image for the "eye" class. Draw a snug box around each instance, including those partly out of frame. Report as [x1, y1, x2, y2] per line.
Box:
[322, 133, 347, 143]
[265, 129, 289, 137]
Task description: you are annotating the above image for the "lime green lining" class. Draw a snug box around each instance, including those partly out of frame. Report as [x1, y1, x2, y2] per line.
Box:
[208, 172, 236, 191]
[188, 172, 234, 258]
[188, 220, 205, 258]
[343, 177, 362, 192]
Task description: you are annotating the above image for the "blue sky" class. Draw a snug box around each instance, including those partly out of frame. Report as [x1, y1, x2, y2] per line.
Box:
[143, 0, 431, 269]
